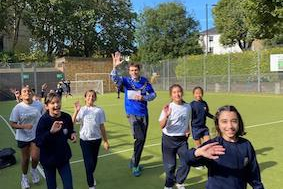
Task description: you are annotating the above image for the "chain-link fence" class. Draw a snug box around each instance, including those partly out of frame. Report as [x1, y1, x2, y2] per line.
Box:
[1, 50, 283, 100]
[142, 50, 283, 94]
[0, 62, 63, 100]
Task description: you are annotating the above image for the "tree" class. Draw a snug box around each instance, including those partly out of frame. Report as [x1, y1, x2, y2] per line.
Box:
[24, 0, 136, 57]
[23, 0, 59, 57]
[0, 0, 9, 32]
[243, 0, 283, 39]
[136, 2, 202, 64]
[213, 0, 253, 50]
[0, 0, 29, 52]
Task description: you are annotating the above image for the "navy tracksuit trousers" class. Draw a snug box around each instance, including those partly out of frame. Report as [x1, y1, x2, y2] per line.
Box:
[162, 134, 190, 187]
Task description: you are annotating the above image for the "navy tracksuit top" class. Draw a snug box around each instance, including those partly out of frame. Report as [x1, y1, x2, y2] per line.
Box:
[186, 136, 264, 189]
[190, 100, 214, 128]
[35, 112, 75, 167]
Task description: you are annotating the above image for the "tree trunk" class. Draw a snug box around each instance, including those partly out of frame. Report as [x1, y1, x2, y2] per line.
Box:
[12, 13, 22, 52]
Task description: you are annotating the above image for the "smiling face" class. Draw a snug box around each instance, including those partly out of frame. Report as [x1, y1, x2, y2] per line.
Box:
[46, 96, 61, 117]
[85, 91, 96, 106]
[128, 65, 140, 80]
[193, 88, 203, 101]
[218, 111, 239, 142]
[21, 87, 33, 103]
[170, 86, 183, 104]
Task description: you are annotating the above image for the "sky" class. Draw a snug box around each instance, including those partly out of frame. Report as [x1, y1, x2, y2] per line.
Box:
[131, 0, 220, 31]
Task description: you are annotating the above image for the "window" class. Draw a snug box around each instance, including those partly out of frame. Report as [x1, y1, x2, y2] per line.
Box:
[209, 36, 214, 42]
[0, 36, 3, 52]
[209, 47, 214, 53]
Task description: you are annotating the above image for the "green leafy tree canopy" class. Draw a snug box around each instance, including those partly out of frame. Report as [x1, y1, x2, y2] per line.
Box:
[136, 2, 202, 64]
[213, 0, 253, 50]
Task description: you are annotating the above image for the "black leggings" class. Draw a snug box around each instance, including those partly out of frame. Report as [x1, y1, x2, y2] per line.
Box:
[80, 139, 102, 187]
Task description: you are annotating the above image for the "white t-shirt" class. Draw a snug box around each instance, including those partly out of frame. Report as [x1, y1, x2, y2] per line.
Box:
[76, 106, 106, 141]
[9, 100, 44, 141]
[159, 102, 192, 136]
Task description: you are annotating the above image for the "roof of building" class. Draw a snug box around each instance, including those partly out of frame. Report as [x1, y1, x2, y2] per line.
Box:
[200, 27, 218, 35]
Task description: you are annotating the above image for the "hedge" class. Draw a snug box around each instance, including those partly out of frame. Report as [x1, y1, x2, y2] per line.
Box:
[175, 47, 283, 77]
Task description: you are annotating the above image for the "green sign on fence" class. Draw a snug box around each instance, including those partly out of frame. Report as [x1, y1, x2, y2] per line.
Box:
[56, 73, 64, 79]
[22, 74, 29, 79]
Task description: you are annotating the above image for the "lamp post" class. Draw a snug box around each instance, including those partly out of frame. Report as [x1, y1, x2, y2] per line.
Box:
[203, 3, 209, 91]
[206, 3, 208, 55]
[203, 3, 216, 91]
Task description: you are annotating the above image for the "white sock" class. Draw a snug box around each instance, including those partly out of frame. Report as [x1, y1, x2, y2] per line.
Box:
[31, 168, 37, 172]
[22, 174, 28, 179]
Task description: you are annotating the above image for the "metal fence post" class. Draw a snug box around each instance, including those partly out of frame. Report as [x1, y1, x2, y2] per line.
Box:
[33, 63, 37, 94]
[257, 51, 261, 92]
[203, 55, 207, 91]
[228, 53, 231, 92]
[20, 63, 24, 87]
[163, 61, 166, 90]
[183, 57, 186, 90]
[167, 60, 170, 89]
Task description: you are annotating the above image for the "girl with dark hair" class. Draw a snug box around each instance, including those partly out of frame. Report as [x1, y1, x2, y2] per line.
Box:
[159, 84, 192, 189]
[9, 86, 44, 189]
[186, 105, 264, 189]
[35, 92, 77, 189]
[72, 90, 109, 189]
[190, 86, 214, 148]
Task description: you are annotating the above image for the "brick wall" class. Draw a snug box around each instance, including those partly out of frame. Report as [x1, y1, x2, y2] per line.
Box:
[55, 57, 116, 92]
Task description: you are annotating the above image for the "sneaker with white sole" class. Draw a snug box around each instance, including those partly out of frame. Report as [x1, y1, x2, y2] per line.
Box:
[164, 187, 173, 189]
[93, 177, 96, 186]
[31, 168, 40, 184]
[21, 175, 30, 189]
[88, 178, 97, 189]
[132, 166, 142, 177]
[176, 183, 186, 189]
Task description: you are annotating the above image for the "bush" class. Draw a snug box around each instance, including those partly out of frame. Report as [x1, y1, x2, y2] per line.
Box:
[175, 47, 283, 77]
[0, 50, 51, 66]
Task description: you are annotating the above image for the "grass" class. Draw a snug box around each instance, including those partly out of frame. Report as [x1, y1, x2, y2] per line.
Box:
[0, 91, 282, 189]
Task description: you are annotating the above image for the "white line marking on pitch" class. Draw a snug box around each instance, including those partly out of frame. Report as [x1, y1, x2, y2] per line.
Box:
[143, 163, 164, 170]
[2, 113, 283, 168]
[246, 120, 283, 129]
[70, 119, 283, 165]
[0, 114, 46, 178]
[70, 142, 161, 164]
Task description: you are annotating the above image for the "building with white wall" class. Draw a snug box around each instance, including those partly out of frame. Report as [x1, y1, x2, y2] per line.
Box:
[200, 27, 242, 54]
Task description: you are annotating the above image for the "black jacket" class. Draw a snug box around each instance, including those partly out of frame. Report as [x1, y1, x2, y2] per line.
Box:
[36, 112, 75, 167]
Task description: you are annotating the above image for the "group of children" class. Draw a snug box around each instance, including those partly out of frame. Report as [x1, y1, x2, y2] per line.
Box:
[159, 84, 264, 189]
[10, 86, 108, 189]
[9, 83, 264, 189]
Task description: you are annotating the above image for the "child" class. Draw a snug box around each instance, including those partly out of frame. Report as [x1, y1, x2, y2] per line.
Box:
[115, 85, 123, 99]
[35, 92, 77, 189]
[159, 84, 191, 189]
[55, 82, 63, 100]
[9, 86, 44, 189]
[190, 86, 214, 148]
[10, 88, 21, 103]
[41, 83, 48, 98]
[186, 105, 265, 189]
[72, 90, 109, 189]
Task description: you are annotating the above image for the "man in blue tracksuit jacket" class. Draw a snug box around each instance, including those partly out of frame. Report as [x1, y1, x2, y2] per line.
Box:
[110, 52, 156, 177]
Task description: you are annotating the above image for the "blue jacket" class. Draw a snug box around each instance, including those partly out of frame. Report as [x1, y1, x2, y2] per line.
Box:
[111, 69, 156, 116]
[190, 100, 214, 128]
[35, 112, 75, 167]
[186, 136, 264, 189]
